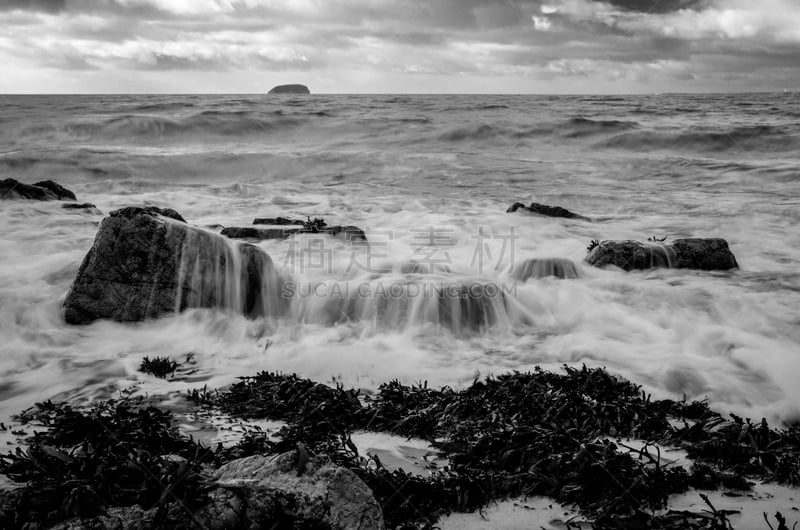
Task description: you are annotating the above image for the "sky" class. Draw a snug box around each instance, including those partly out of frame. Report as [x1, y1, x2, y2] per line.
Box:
[1, 0, 799, 93]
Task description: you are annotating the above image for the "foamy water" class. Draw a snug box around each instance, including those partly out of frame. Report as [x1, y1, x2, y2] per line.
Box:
[1, 94, 799, 426]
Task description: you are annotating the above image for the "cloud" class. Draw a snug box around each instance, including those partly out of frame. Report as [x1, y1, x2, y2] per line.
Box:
[0, 0, 66, 12]
[0, 0, 799, 92]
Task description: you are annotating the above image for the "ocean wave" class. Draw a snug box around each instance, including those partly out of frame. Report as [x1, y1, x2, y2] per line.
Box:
[438, 123, 498, 141]
[17, 111, 311, 142]
[561, 117, 639, 137]
[597, 125, 798, 152]
[438, 117, 639, 142]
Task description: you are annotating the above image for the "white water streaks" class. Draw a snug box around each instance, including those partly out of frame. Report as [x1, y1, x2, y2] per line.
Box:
[0, 94, 799, 430]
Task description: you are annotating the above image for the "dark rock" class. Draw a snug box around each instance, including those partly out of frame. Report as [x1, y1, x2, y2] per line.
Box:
[62, 202, 101, 215]
[585, 238, 738, 271]
[670, 238, 739, 270]
[511, 258, 580, 280]
[326, 225, 368, 242]
[253, 217, 305, 226]
[221, 226, 300, 240]
[223, 225, 368, 243]
[213, 452, 384, 529]
[110, 205, 186, 223]
[33, 180, 77, 201]
[63, 207, 289, 325]
[0, 178, 77, 201]
[194, 488, 244, 529]
[62, 202, 97, 210]
[268, 84, 310, 94]
[507, 201, 590, 221]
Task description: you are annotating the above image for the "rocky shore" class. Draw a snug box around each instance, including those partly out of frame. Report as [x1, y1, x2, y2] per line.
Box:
[1, 183, 775, 528]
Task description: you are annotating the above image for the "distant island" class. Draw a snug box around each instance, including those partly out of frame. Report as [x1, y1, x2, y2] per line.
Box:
[268, 84, 310, 94]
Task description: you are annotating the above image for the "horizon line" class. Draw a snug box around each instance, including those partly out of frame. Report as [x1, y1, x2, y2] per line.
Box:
[0, 90, 795, 96]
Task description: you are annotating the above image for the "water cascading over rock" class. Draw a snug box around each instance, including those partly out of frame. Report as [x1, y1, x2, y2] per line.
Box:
[63, 207, 289, 324]
[510, 258, 580, 280]
[291, 279, 530, 334]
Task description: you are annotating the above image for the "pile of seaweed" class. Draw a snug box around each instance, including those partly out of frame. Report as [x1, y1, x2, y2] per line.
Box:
[0, 400, 214, 529]
[190, 366, 800, 529]
[1, 366, 798, 529]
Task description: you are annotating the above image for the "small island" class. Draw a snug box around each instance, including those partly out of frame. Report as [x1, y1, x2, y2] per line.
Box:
[267, 84, 310, 94]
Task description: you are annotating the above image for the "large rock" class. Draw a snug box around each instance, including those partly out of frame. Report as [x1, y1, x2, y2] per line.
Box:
[585, 238, 738, 271]
[268, 84, 310, 94]
[213, 452, 384, 529]
[63, 207, 289, 325]
[0, 178, 77, 201]
[510, 258, 579, 280]
[507, 201, 590, 221]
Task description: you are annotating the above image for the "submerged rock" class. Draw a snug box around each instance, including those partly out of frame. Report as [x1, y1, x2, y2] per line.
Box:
[62, 202, 97, 210]
[511, 258, 580, 280]
[296, 280, 525, 334]
[0, 178, 77, 201]
[585, 238, 738, 271]
[213, 452, 384, 529]
[62, 202, 101, 214]
[63, 206, 288, 324]
[507, 201, 590, 221]
[268, 84, 310, 94]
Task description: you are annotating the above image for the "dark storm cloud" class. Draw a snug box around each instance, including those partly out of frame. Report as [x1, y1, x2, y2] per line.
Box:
[1, 0, 66, 12]
[598, 0, 705, 13]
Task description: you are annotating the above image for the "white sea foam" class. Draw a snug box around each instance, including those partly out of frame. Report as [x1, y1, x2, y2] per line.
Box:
[1, 94, 799, 428]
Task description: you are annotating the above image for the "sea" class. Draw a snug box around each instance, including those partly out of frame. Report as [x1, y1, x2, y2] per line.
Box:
[0, 93, 799, 429]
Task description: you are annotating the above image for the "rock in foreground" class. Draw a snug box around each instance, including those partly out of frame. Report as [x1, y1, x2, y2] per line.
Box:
[63, 206, 288, 324]
[586, 238, 738, 271]
[507, 201, 590, 221]
[214, 452, 384, 529]
[268, 84, 310, 94]
[0, 178, 76, 201]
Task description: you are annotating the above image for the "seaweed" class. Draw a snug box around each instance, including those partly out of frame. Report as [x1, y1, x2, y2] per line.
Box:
[0, 399, 214, 529]
[304, 217, 328, 232]
[139, 356, 180, 379]
[4, 366, 800, 529]
[186, 366, 800, 528]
